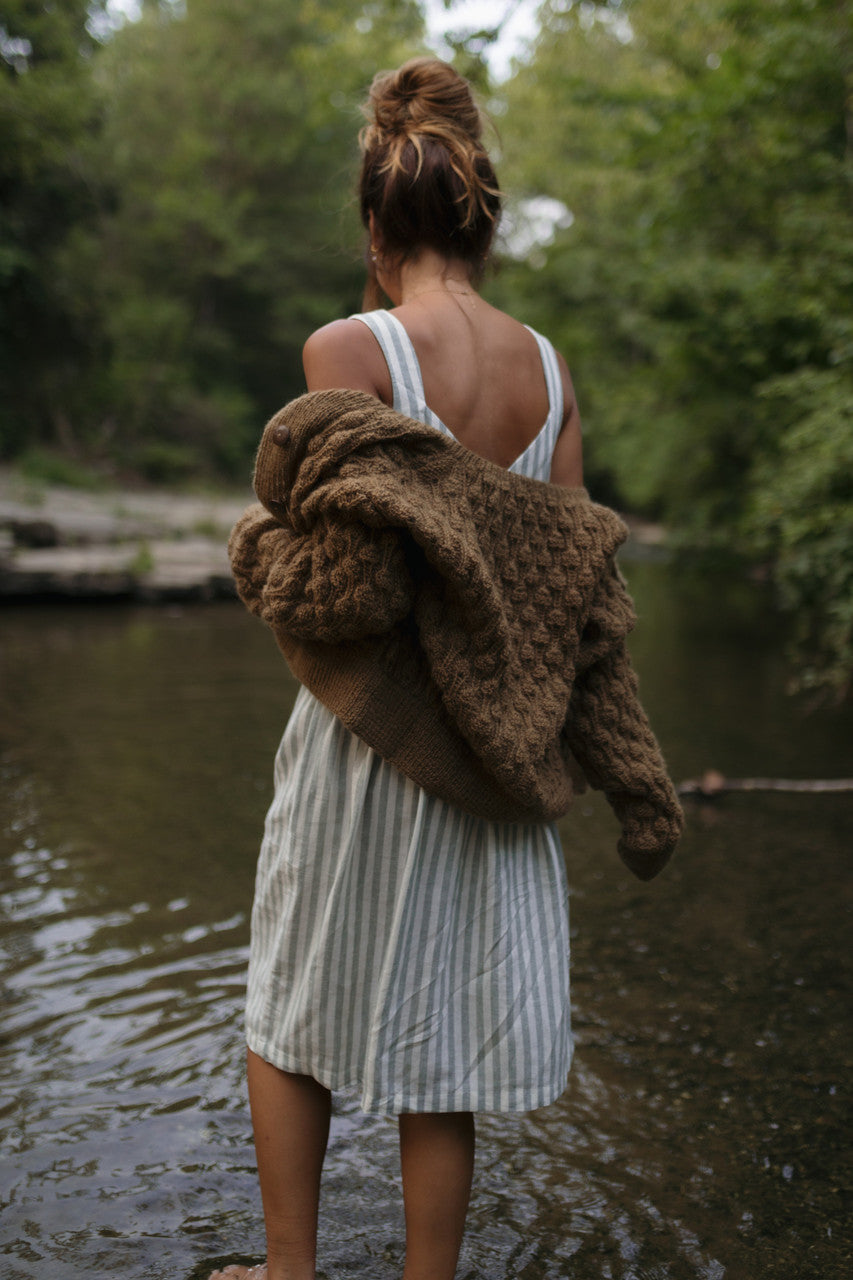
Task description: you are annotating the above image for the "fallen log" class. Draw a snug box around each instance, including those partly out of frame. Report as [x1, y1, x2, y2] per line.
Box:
[678, 770, 853, 797]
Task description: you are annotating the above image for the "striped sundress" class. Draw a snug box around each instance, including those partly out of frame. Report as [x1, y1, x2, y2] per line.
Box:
[245, 309, 573, 1114]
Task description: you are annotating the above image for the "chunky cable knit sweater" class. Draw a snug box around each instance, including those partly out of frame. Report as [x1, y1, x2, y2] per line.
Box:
[229, 389, 683, 880]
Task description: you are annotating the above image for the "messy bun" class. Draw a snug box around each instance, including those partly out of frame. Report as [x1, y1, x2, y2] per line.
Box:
[358, 57, 502, 283]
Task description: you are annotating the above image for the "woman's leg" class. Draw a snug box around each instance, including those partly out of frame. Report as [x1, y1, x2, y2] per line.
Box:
[245, 1048, 331, 1280]
[398, 1112, 475, 1280]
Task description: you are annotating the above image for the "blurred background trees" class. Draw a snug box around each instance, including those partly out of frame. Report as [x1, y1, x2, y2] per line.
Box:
[0, 0, 850, 693]
[1, 0, 422, 476]
[0, 1, 107, 463]
[495, 0, 852, 696]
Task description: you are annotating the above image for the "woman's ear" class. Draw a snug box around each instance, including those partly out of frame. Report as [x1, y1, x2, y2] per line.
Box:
[367, 210, 382, 258]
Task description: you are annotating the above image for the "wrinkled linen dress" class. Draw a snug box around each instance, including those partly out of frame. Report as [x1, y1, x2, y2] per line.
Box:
[245, 310, 573, 1114]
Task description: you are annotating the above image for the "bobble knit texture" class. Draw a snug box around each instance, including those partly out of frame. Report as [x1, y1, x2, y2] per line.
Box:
[229, 389, 684, 880]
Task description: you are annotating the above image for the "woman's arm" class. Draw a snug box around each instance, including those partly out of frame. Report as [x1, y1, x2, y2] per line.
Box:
[548, 353, 583, 488]
[302, 317, 392, 402]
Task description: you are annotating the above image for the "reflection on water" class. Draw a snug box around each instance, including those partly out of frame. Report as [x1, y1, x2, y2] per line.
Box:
[1, 563, 850, 1280]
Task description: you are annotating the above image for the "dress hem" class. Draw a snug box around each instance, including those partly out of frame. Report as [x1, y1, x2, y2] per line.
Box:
[246, 1029, 573, 1117]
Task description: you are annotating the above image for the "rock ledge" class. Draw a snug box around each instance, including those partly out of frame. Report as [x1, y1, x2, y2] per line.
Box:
[0, 470, 251, 601]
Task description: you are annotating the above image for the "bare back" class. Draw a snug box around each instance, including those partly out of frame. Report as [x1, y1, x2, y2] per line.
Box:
[303, 295, 583, 486]
[390, 298, 553, 468]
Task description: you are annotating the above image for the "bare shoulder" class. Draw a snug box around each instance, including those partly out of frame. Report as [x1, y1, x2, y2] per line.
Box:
[550, 348, 584, 489]
[302, 318, 391, 401]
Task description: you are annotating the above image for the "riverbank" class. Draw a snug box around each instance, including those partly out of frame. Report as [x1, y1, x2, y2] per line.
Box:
[0, 467, 668, 602]
[0, 468, 252, 601]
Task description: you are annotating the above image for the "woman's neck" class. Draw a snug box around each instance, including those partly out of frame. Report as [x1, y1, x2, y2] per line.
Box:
[385, 250, 477, 307]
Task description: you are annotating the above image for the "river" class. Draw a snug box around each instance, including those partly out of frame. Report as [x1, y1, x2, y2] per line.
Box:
[1, 557, 850, 1279]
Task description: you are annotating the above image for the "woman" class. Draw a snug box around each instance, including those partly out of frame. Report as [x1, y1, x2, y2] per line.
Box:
[213, 56, 660, 1280]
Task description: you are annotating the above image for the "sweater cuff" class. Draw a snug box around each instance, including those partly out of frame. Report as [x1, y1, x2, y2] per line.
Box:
[617, 834, 679, 881]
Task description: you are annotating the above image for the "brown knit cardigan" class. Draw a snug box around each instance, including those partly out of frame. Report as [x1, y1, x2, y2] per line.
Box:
[229, 389, 684, 880]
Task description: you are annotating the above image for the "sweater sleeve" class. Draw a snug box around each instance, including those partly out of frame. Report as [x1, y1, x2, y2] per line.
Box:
[228, 502, 414, 643]
[228, 503, 288, 619]
[565, 561, 684, 880]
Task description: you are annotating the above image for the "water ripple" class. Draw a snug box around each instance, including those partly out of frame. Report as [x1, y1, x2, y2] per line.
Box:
[1, 598, 850, 1279]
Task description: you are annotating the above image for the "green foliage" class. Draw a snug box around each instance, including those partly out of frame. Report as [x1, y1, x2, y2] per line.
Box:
[494, 0, 853, 693]
[128, 540, 155, 576]
[0, 1, 109, 456]
[1, 0, 424, 473]
[745, 370, 853, 696]
[88, 0, 424, 477]
[14, 447, 109, 491]
[133, 441, 199, 486]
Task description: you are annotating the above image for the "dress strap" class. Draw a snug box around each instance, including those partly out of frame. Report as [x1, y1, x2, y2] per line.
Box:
[350, 311, 448, 432]
[524, 327, 564, 431]
[510, 327, 565, 478]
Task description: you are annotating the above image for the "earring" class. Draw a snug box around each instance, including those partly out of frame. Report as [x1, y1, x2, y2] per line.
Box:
[370, 243, 378, 262]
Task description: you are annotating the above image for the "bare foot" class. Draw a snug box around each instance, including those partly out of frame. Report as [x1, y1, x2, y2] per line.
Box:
[208, 1266, 267, 1280]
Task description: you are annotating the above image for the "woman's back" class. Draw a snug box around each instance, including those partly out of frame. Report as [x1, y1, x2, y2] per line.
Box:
[390, 296, 552, 467]
[303, 289, 582, 484]
[347, 303, 563, 484]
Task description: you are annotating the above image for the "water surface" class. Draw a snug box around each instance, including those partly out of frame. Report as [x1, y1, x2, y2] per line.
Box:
[1, 561, 850, 1279]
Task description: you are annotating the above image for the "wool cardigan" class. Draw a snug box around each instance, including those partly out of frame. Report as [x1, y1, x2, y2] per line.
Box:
[229, 388, 684, 880]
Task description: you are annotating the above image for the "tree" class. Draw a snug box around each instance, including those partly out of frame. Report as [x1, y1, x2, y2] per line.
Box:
[0, 1, 108, 457]
[495, 0, 853, 693]
[87, 0, 425, 478]
[1, 0, 427, 476]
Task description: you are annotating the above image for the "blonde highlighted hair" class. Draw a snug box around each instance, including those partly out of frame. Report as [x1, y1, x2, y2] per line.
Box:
[358, 57, 502, 289]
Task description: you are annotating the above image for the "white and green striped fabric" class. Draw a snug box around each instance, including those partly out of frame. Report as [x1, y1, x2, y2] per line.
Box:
[245, 310, 573, 1114]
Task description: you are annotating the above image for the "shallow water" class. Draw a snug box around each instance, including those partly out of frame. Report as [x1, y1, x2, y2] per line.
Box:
[1, 561, 850, 1280]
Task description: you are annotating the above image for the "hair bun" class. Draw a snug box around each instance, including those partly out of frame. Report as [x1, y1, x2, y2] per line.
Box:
[358, 57, 502, 280]
[365, 56, 483, 148]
